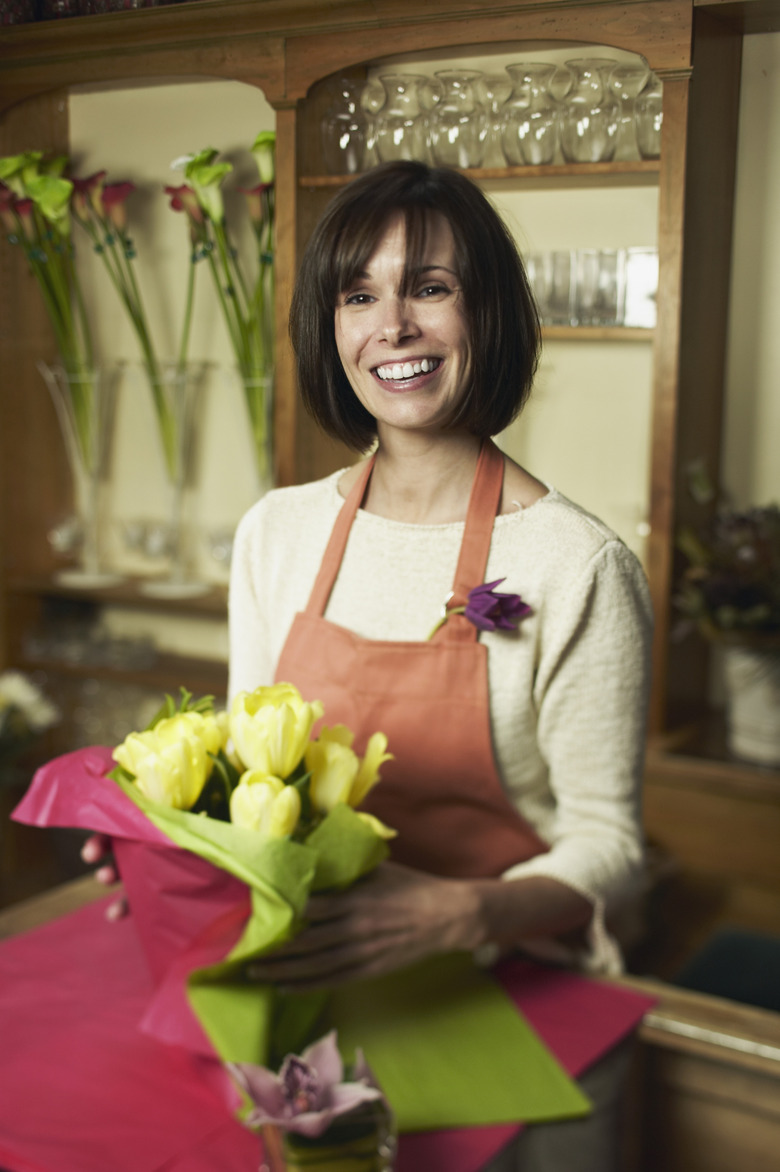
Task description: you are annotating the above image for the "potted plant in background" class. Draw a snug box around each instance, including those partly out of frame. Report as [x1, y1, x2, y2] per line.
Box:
[676, 500, 780, 766]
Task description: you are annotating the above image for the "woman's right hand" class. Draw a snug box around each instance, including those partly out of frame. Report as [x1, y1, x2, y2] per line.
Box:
[81, 833, 128, 920]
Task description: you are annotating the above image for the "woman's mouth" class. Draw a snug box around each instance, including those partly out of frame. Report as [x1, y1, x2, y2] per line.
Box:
[374, 358, 441, 382]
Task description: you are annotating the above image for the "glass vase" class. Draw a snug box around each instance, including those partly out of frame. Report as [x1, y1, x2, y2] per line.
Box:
[608, 62, 650, 160]
[137, 362, 210, 599]
[320, 77, 368, 175]
[429, 69, 487, 169]
[559, 58, 620, 163]
[634, 72, 664, 159]
[236, 368, 274, 497]
[476, 72, 512, 168]
[38, 361, 124, 589]
[502, 62, 560, 166]
[374, 74, 429, 163]
[260, 1104, 396, 1172]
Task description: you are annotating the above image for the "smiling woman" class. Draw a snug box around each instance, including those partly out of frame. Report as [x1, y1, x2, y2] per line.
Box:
[230, 160, 653, 1172]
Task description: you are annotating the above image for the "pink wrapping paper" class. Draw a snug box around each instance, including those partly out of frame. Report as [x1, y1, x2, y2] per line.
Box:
[0, 897, 655, 1172]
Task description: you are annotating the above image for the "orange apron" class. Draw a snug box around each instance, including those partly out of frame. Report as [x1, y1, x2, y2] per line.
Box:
[274, 438, 548, 879]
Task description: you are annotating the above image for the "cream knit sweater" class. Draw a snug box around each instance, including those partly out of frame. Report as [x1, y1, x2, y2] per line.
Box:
[228, 469, 653, 973]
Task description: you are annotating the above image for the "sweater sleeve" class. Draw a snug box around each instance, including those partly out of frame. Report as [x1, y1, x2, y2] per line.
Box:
[501, 540, 653, 971]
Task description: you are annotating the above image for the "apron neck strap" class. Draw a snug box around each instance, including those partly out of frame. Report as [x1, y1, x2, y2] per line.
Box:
[306, 453, 377, 616]
[449, 438, 504, 610]
[304, 440, 504, 622]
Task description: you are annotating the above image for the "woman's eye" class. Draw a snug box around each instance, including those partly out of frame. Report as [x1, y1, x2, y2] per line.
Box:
[417, 283, 449, 298]
[343, 291, 373, 306]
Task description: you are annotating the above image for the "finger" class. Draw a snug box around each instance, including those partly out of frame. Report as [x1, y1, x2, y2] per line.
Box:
[95, 863, 119, 886]
[81, 833, 112, 865]
[105, 895, 129, 921]
[247, 939, 401, 990]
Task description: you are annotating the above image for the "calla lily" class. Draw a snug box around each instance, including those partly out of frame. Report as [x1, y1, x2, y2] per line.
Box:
[0, 151, 43, 197]
[25, 173, 73, 235]
[113, 710, 224, 810]
[251, 130, 276, 185]
[237, 182, 272, 229]
[179, 148, 232, 223]
[101, 180, 136, 232]
[230, 770, 301, 838]
[165, 183, 205, 224]
[10, 198, 35, 241]
[227, 1031, 382, 1138]
[230, 684, 324, 779]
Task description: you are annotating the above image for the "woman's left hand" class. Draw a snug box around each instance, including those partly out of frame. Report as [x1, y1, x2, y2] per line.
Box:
[246, 861, 484, 991]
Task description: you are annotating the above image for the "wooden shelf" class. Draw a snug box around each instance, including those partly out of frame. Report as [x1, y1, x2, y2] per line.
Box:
[542, 325, 654, 342]
[299, 160, 661, 188]
[16, 649, 228, 696]
[7, 576, 228, 618]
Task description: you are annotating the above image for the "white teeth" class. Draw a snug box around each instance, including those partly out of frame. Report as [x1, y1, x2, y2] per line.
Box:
[376, 358, 439, 381]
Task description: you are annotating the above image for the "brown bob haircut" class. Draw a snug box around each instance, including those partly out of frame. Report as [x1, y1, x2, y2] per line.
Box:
[289, 160, 541, 451]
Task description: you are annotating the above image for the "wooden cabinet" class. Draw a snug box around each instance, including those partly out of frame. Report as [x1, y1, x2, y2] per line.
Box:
[1, 0, 778, 936]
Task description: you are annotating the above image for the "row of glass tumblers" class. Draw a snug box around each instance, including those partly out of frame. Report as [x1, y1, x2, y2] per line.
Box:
[319, 60, 664, 175]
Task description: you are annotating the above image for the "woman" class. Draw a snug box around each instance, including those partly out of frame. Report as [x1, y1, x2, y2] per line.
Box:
[228, 161, 652, 1167]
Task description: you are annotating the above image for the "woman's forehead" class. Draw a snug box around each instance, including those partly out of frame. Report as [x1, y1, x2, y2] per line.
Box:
[337, 208, 456, 288]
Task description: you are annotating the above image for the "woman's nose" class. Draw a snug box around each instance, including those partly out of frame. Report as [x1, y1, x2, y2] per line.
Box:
[378, 297, 418, 345]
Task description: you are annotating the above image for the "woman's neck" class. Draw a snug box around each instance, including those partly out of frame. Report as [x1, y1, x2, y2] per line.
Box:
[363, 431, 481, 525]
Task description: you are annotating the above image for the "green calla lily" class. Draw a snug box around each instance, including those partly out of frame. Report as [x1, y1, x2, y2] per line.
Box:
[182, 148, 233, 223]
[0, 150, 43, 196]
[25, 173, 74, 235]
[251, 131, 276, 184]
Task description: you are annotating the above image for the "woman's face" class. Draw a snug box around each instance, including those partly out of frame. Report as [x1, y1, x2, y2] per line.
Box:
[334, 213, 472, 439]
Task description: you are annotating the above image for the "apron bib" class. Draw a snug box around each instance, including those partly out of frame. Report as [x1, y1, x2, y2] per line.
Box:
[275, 439, 548, 879]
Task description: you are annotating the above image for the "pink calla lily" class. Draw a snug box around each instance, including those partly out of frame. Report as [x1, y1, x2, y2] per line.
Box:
[227, 1030, 383, 1137]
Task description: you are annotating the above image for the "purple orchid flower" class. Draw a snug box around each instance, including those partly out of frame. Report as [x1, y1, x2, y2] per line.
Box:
[227, 1031, 383, 1138]
[464, 578, 532, 632]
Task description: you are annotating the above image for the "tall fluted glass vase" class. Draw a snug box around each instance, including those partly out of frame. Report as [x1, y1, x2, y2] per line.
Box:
[138, 361, 210, 598]
[233, 367, 274, 498]
[38, 361, 124, 589]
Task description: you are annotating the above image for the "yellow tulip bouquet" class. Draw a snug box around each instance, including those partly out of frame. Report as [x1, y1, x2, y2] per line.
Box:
[13, 683, 395, 1074]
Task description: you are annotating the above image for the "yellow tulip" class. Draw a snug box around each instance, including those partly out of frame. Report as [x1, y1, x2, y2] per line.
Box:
[348, 732, 394, 809]
[306, 732, 360, 814]
[230, 684, 323, 778]
[230, 770, 301, 839]
[112, 711, 218, 810]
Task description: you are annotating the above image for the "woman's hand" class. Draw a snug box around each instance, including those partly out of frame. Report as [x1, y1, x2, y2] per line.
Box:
[80, 833, 128, 921]
[246, 861, 485, 991]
